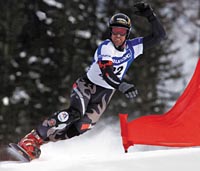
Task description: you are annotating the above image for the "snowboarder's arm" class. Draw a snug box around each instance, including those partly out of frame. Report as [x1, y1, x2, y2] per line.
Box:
[98, 60, 138, 99]
[143, 15, 166, 50]
[134, 2, 166, 50]
[98, 60, 121, 89]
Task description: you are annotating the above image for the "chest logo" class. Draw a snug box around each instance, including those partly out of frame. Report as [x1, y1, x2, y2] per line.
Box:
[113, 49, 133, 65]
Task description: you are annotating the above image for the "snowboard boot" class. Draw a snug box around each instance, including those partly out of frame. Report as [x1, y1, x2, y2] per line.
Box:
[18, 130, 43, 160]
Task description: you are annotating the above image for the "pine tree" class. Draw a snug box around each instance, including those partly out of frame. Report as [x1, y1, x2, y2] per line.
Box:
[0, 0, 198, 143]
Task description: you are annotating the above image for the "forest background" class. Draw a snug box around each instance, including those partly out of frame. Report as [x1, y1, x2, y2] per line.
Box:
[0, 0, 199, 144]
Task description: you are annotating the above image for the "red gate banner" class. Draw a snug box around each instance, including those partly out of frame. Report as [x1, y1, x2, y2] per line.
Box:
[119, 59, 200, 152]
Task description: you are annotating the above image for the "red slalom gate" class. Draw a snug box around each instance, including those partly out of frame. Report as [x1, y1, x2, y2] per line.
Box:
[119, 59, 200, 152]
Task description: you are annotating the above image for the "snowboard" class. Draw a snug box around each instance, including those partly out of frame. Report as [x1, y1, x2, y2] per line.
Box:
[0, 143, 31, 162]
[8, 143, 31, 162]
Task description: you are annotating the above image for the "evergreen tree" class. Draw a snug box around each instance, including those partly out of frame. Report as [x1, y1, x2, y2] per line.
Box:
[1, 0, 198, 143]
[0, 0, 31, 143]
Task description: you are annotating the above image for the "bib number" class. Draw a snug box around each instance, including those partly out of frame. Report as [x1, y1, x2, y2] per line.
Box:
[113, 66, 123, 76]
[99, 66, 124, 77]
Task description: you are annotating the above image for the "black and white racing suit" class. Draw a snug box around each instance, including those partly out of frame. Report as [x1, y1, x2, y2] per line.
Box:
[36, 15, 166, 142]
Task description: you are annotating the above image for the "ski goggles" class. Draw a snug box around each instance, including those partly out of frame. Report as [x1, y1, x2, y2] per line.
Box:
[111, 27, 128, 36]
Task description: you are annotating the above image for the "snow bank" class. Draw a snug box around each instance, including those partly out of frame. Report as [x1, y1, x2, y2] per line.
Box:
[1, 122, 200, 171]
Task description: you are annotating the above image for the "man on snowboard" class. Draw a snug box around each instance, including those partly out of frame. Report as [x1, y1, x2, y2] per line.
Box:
[17, 2, 166, 160]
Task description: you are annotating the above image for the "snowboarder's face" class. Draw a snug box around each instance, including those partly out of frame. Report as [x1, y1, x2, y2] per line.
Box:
[111, 27, 127, 47]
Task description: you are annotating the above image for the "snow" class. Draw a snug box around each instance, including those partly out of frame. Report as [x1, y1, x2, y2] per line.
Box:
[2, 97, 9, 106]
[1, 122, 200, 171]
[42, 0, 63, 9]
[1, 1, 199, 170]
[75, 30, 92, 39]
[36, 11, 47, 21]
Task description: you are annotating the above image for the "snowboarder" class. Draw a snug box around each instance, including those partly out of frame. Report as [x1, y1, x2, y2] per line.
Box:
[14, 2, 166, 161]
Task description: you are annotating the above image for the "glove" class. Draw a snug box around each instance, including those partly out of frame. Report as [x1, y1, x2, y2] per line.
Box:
[133, 2, 156, 21]
[118, 82, 138, 99]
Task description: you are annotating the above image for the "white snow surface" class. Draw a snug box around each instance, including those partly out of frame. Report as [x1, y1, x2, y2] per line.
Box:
[1, 123, 200, 171]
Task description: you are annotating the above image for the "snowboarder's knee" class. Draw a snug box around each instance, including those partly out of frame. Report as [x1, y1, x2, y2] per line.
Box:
[67, 115, 94, 138]
[36, 108, 82, 141]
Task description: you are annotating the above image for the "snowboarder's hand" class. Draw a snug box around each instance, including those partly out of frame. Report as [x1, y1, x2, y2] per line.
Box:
[118, 82, 138, 99]
[133, 2, 156, 21]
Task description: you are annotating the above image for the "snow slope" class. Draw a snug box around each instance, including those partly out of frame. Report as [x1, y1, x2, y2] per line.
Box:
[1, 123, 200, 171]
[0, 2, 199, 170]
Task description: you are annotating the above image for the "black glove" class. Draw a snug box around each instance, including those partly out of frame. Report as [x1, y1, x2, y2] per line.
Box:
[118, 82, 138, 99]
[133, 2, 156, 21]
